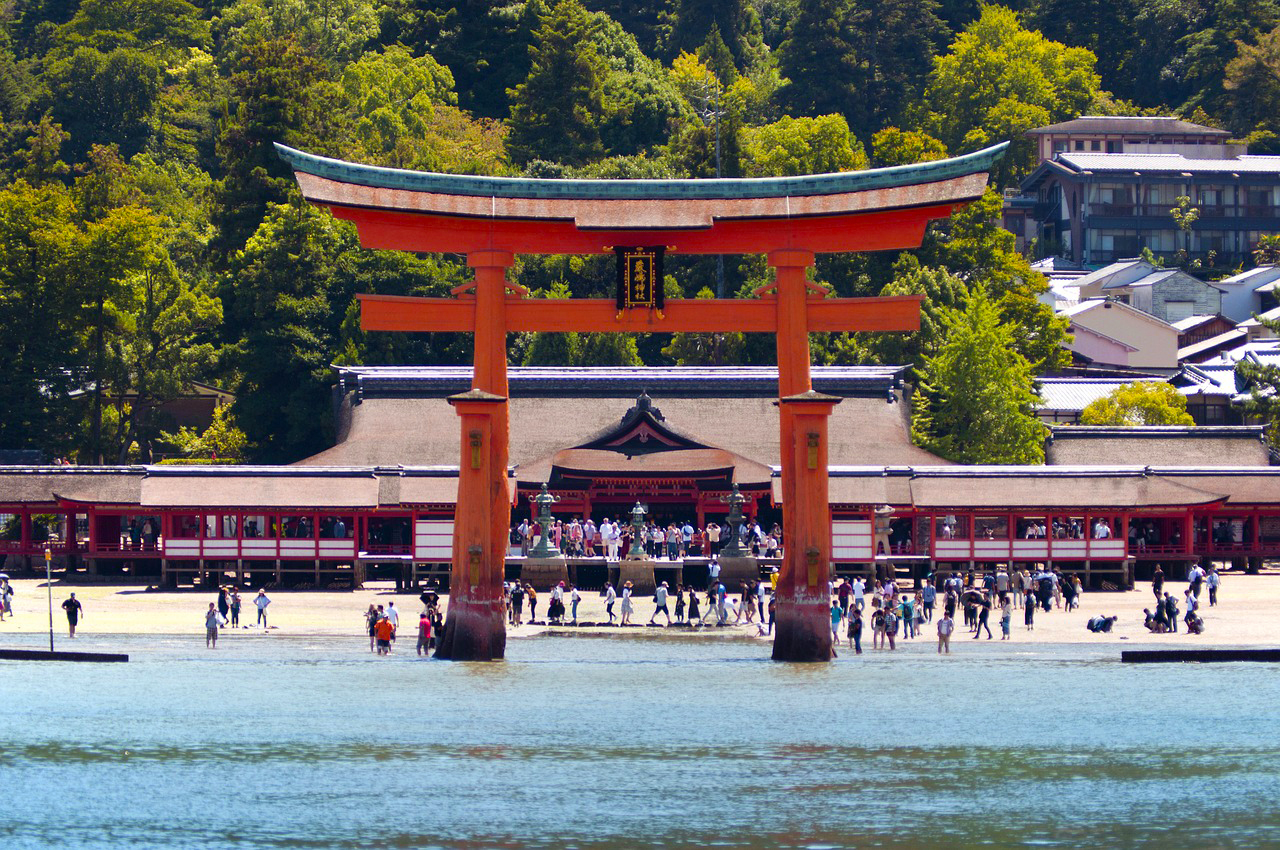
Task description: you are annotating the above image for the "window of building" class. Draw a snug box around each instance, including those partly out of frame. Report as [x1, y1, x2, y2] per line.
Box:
[1106, 140, 1121, 153]
[1091, 140, 1101, 151]
[1053, 140, 1068, 154]
[1164, 301, 1197, 323]
[1075, 140, 1085, 150]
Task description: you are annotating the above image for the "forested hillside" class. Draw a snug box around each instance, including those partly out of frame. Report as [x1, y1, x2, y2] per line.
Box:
[1, 0, 1276, 464]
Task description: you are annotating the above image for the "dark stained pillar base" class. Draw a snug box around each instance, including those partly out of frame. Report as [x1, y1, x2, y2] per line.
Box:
[771, 592, 835, 662]
[434, 598, 506, 661]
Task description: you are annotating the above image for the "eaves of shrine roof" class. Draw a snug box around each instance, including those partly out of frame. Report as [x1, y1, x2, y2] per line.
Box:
[335, 365, 909, 399]
[276, 143, 1008, 202]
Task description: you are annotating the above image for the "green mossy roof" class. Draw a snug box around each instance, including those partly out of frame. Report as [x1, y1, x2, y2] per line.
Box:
[275, 142, 1007, 201]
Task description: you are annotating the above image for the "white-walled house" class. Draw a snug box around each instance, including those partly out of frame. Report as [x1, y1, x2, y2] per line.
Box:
[1060, 298, 1180, 370]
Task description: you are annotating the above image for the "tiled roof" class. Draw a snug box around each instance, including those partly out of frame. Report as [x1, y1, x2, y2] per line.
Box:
[1036, 377, 1161, 411]
[277, 142, 1010, 201]
[339, 365, 909, 399]
[1058, 153, 1280, 174]
[1178, 329, 1248, 361]
[1028, 117, 1230, 137]
[1215, 266, 1280, 289]
[1171, 315, 1220, 331]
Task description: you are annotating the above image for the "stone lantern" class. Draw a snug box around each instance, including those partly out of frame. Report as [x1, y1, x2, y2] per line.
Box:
[719, 483, 747, 558]
[529, 484, 561, 558]
[626, 501, 648, 559]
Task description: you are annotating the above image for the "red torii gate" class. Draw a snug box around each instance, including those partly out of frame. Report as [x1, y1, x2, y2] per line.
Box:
[278, 142, 1006, 661]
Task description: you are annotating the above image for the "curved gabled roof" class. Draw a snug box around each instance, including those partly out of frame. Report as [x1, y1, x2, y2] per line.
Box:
[275, 142, 1008, 202]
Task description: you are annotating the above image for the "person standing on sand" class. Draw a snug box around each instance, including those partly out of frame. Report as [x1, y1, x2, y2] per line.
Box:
[416, 611, 432, 656]
[217, 587, 230, 624]
[883, 608, 898, 650]
[374, 615, 394, 655]
[570, 584, 582, 625]
[620, 581, 634, 625]
[649, 582, 671, 626]
[1152, 565, 1164, 602]
[365, 604, 379, 652]
[61, 593, 83, 637]
[526, 584, 538, 622]
[999, 593, 1012, 640]
[1207, 567, 1220, 606]
[973, 594, 993, 640]
[205, 602, 226, 648]
[229, 589, 241, 627]
[937, 612, 954, 654]
[687, 587, 700, 626]
[1024, 589, 1035, 630]
[254, 589, 271, 628]
[0, 578, 12, 620]
[386, 601, 399, 644]
[604, 582, 617, 624]
[848, 608, 862, 654]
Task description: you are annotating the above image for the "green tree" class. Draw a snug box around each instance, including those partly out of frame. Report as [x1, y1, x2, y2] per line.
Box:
[379, 0, 543, 120]
[161, 402, 248, 461]
[922, 5, 1099, 183]
[740, 114, 868, 175]
[1238, 313, 1280, 444]
[46, 47, 164, 159]
[101, 258, 223, 462]
[1177, 0, 1279, 120]
[871, 127, 948, 166]
[0, 181, 83, 456]
[1225, 24, 1280, 137]
[777, 0, 946, 139]
[222, 202, 456, 461]
[664, 0, 766, 71]
[1026, 0, 1137, 102]
[506, 0, 608, 165]
[919, 188, 1072, 372]
[1079, 382, 1195, 426]
[214, 0, 379, 67]
[1253, 234, 1280, 265]
[55, 0, 208, 57]
[912, 285, 1046, 464]
[210, 35, 325, 262]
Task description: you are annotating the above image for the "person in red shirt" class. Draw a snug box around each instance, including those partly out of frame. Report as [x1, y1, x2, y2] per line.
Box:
[416, 612, 432, 656]
[374, 616, 395, 655]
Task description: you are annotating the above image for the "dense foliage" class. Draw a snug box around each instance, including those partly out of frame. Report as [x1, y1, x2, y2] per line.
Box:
[1, 0, 1274, 463]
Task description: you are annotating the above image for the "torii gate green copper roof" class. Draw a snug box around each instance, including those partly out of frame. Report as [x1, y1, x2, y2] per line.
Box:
[275, 142, 1007, 202]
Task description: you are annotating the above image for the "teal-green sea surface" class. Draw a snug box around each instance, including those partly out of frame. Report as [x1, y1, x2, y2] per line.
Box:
[2, 631, 1278, 849]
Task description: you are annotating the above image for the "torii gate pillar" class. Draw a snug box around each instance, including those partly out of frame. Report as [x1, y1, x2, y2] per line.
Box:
[769, 251, 840, 661]
[435, 251, 514, 661]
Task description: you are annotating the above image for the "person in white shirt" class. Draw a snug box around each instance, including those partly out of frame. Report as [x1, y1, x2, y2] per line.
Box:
[570, 584, 582, 624]
[852, 576, 866, 611]
[604, 582, 617, 624]
[756, 580, 768, 621]
[1093, 519, 1112, 539]
[600, 520, 618, 560]
[706, 522, 721, 557]
[649, 581, 671, 626]
[937, 613, 954, 654]
[386, 600, 399, 642]
[708, 559, 721, 591]
[583, 518, 597, 556]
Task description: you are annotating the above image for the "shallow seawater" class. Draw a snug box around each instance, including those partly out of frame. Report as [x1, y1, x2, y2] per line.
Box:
[2, 631, 1279, 849]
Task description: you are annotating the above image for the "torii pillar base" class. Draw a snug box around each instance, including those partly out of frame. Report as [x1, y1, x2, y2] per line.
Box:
[771, 392, 841, 662]
[435, 390, 508, 661]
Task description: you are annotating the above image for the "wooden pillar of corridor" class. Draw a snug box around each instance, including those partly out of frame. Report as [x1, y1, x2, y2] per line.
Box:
[276, 140, 1006, 661]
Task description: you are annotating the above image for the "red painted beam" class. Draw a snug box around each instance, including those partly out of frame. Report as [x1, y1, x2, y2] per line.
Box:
[331, 204, 954, 257]
[358, 294, 923, 334]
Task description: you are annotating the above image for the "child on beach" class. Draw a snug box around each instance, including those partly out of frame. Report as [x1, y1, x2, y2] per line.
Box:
[937, 613, 953, 654]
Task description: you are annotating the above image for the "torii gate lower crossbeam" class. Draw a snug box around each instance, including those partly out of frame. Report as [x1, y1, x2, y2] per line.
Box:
[277, 140, 1006, 661]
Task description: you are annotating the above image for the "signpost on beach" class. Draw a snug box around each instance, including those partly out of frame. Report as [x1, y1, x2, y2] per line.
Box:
[45, 546, 54, 652]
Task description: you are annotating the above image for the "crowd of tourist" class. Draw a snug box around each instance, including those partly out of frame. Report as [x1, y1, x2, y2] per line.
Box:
[511, 516, 784, 560]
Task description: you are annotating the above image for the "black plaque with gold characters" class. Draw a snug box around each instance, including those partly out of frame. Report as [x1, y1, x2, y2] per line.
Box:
[615, 246, 664, 311]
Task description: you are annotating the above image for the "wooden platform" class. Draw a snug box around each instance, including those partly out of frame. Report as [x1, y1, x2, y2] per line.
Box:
[1121, 648, 1280, 664]
[0, 648, 128, 663]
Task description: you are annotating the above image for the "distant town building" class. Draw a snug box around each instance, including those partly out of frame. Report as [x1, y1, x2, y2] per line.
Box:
[1072, 259, 1222, 323]
[1026, 116, 1235, 165]
[1059, 297, 1180, 370]
[1212, 265, 1280, 322]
